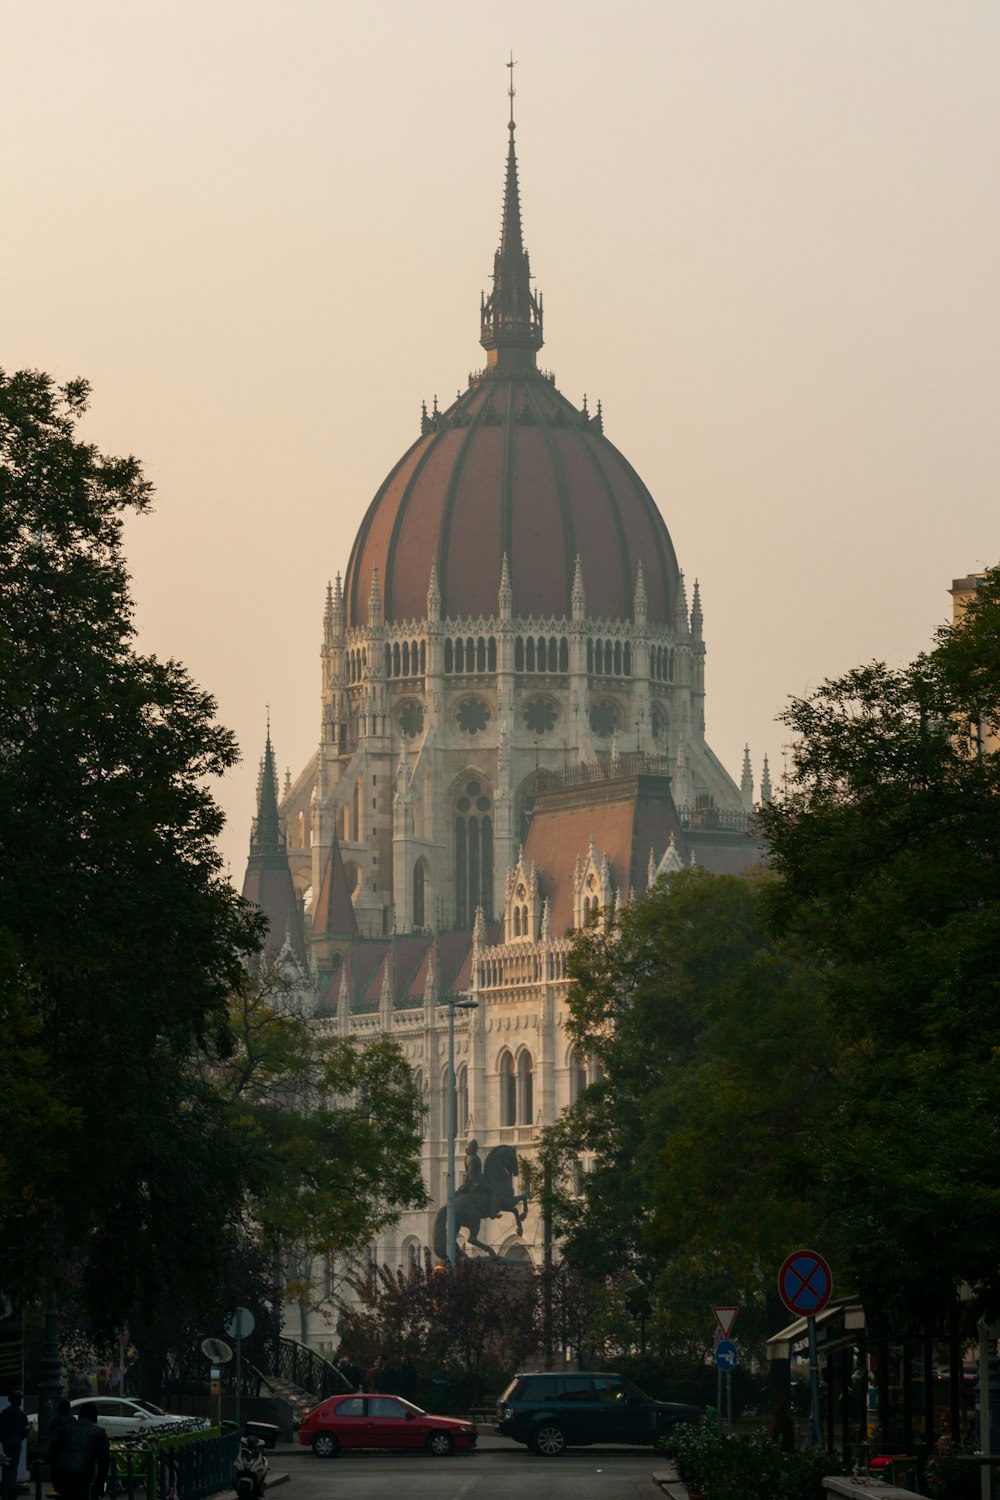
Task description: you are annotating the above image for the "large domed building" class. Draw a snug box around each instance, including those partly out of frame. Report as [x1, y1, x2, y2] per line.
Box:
[243, 97, 766, 1326]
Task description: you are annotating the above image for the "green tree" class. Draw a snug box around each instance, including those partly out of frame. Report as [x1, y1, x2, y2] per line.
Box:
[217, 965, 427, 1339]
[0, 369, 261, 1333]
[540, 869, 838, 1352]
[758, 568, 1000, 1323]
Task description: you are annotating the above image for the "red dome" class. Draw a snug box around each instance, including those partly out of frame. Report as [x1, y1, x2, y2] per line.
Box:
[344, 116, 680, 631]
[344, 376, 680, 629]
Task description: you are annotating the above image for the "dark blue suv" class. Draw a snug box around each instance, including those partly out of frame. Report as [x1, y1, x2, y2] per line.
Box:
[496, 1371, 703, 1455]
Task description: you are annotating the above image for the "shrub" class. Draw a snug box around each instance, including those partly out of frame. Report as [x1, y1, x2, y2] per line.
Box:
[658, 1419, 849, 1500]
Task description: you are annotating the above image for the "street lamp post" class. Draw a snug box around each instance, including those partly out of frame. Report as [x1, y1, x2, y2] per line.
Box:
[442, 996, 478, 1266]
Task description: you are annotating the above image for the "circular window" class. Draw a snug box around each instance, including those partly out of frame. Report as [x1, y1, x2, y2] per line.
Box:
[523, 697, 558, 735]
[589, 701, 618, 738]
[399, 701, 424, 738]
[457, 699, 490, 735]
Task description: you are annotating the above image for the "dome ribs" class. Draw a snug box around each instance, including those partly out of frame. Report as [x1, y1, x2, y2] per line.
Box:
[600, 440, 680, 625]
[437, 384, 504, 621]
[384, 424, 466, 623]
[345, 438, 425, 628]
[524, 380, 577, 618]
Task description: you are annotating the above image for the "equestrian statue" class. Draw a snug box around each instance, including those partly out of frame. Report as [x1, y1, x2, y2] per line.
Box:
[432, 1142, 528, 1260]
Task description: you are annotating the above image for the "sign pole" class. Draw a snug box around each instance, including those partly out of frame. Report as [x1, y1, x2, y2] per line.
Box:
[717, 1362, 722, 1423]
[807, 1314, 821, 1448]
[777, 1251, 833, 1452]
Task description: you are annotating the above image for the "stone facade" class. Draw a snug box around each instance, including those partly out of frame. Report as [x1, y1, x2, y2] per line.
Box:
[242, 105, 768, 1347]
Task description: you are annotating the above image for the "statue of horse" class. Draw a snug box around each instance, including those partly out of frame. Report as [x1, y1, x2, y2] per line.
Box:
[432, 1144, 528, 1260]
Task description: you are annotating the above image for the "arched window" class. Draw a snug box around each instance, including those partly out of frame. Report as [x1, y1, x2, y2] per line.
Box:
[499, 1052, 516, 1127]
[549, 636, 558, 670]
[406, 1241, 419, 1277]
[488, 637, 497, 671]
[623, 642, 631, 676]
[517, 1051, 534, 1124]
[402, 641, 410, 676]
[571, 1050, 588, 1102]
[413, 861, 425, 928]
[526, 637, 535, 672]
[455, 637, 465, 672]
[456, 1063, 469, 1136]
[445, 638, 454, 673]
[587, 640, 594, 673]
[420, 640, 426, 674]
[559, 637, 569, 672]
[384, 644, 392, 677]
[454, 779, 494, 926]
[536, 637, 547, 672]
[515, 637, 524, 671]
[477, 637, 486, 672]
[392, 642, 400, 677]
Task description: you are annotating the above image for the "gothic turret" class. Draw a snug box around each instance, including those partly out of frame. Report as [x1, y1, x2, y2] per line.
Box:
[241, 722, 308, 968]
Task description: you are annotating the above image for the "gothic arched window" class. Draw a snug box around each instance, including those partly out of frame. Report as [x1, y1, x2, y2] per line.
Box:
[571, 1049, 588, 1102]
[413, 860, 426, 928]
[456, 1063, 469, 1136]
[445, 638, 454, 673]
[454, 779, 494, 926]
[515, 637, 524, 672]
[517, 1051, 534, 1124]
[559, 638, 569, 672]
[499, 1051, 516, 1127]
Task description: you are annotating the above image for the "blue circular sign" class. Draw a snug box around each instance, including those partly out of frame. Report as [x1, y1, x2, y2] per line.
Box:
[715, 1339, 738, 1370]
[778, 1249, 832, 1315]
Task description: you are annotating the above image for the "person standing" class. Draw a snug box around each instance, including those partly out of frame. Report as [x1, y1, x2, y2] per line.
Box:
[48, 1401, 109, 1500]
[0, 1392, 28, 1500]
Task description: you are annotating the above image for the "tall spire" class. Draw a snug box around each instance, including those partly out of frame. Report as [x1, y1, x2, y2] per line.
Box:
[480, 56, 543, 373]
[251, 717, 283, 857]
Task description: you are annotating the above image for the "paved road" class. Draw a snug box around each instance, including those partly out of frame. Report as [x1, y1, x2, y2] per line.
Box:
[273, 1435, 668, 1500]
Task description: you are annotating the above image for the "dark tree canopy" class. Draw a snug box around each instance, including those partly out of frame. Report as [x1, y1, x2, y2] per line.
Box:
[540, 868, 838, 1354]
[758, 569, 1000, 1322]
[0, 370, 261, 1330]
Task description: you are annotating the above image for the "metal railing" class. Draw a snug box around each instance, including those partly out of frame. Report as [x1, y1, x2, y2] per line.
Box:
[270, 1337, 353, 1402]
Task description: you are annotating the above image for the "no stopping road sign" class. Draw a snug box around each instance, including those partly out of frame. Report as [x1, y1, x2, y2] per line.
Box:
[778, 1250, 833, 1316]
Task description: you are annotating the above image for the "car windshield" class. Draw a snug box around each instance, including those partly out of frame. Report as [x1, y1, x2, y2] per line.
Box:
[621, 1379, 650, 1402]
[133, 1401, 167, 1416]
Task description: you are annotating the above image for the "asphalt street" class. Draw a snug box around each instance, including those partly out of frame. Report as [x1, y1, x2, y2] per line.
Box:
[273, 1433, 671, 1500]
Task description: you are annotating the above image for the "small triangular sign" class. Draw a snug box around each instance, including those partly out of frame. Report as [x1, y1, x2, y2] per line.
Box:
[714, 1306, 739, 1338]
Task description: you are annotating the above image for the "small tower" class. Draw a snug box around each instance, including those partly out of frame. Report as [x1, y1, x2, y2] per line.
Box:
[740, 745, 754, 812]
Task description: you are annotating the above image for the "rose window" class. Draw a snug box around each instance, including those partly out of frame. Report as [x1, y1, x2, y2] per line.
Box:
[457, 698, 490, 735]
[523, 697, 557, 735]
[399, 702, 424, 738]
[588, 701, 618, 738]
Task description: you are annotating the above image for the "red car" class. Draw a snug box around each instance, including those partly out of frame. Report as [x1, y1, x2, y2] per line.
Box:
[297, 1393, 477, 1457]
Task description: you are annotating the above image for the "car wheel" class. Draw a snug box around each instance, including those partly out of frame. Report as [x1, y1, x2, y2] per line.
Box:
[531, 1423, 567, 1457]
[426, 1431, 455, 1457]
[311, 1433, 339, 1458]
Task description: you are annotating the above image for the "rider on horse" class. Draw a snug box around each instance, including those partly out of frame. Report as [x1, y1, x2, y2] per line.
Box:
[457, 1139, 500, 1218]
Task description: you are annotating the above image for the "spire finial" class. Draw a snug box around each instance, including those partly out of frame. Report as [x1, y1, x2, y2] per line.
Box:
[480, 64, 543, 370]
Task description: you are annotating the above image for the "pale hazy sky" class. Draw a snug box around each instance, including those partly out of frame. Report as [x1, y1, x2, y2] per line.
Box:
[5, 1, 999, 882]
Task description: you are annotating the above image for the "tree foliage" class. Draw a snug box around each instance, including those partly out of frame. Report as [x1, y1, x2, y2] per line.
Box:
[758, 569, 1000, 1322]
[217, 966, 427, 1311]
[0, 369, 264, 1332]
[539, 868, 839, 1353]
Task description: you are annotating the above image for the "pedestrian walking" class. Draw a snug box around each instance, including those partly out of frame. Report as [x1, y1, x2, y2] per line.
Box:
[0, 1392, 28, 1500]
[48, 1401, 109, 1500]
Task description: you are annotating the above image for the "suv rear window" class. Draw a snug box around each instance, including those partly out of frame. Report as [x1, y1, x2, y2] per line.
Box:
[513, 1375, 595, 1401]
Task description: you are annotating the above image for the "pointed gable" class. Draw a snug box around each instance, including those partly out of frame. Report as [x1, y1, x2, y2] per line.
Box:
[311, 833, 358, 938]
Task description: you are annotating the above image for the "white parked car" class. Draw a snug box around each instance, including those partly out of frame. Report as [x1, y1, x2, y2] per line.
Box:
[69, 1398, 208, 1437]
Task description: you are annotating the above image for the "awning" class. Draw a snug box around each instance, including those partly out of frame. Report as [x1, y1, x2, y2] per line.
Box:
[767, 1299, 867, 1362]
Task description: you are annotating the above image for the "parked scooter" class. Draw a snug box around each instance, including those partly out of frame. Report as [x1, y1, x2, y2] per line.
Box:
[232, 1434, 268, 1500]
